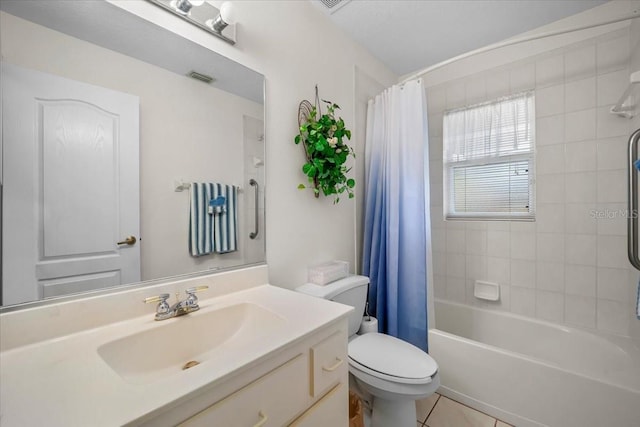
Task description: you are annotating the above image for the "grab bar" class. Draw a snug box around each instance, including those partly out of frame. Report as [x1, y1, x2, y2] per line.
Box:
[627, 128, 640, 270]
[249, 179, 259, 239]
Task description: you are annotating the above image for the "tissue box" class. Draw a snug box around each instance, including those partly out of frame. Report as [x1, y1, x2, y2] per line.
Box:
[308, 261, 349, 286]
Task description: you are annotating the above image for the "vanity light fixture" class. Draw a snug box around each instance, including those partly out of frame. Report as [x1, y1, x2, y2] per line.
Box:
[147, 0, 237, 45]
[170, 0, 204, 15]
[206, 2, 236, 34]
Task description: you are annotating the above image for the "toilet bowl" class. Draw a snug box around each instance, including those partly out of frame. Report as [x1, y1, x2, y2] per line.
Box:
[296, 275, 439, 427]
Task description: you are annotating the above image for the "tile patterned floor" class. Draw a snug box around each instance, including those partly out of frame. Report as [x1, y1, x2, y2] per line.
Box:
[415, 393, 514, 427]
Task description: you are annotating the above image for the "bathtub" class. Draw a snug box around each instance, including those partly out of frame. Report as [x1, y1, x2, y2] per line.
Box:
[429, 300, 640, 427]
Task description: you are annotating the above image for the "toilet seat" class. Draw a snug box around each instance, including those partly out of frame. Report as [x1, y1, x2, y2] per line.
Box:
[348, 333, 438, 385]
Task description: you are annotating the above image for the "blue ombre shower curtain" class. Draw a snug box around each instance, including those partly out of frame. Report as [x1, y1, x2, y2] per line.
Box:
[362, 79, 432, 351]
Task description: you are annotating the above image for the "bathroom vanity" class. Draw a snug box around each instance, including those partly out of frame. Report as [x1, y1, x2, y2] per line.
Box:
[0, 266, 352, 426]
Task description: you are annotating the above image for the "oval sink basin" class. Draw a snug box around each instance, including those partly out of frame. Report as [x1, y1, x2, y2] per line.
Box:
[97, 302, 286, 384]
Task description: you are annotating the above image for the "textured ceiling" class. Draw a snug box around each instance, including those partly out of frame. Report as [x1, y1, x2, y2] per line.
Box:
[313, 0, 609, 76]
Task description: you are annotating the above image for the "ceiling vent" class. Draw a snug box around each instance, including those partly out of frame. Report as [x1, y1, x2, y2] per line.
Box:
[188, 71, 215, 84]
[317, 0, 352, 14]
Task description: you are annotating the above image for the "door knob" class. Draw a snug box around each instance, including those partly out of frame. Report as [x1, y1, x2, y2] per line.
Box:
[117, 236, 137, 246]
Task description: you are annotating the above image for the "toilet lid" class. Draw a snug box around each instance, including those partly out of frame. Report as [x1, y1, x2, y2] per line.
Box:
[348, 333, 438, 380]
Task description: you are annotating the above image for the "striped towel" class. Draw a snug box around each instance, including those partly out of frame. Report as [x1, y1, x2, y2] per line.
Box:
[189, 183, 238, 257]
[213, 183, 237, 254]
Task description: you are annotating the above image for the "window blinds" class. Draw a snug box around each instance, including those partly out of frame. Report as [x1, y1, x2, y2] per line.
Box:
[443, 92, 535, 220]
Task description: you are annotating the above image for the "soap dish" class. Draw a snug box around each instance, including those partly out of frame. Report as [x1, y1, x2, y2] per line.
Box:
[474, 280, 500, 301]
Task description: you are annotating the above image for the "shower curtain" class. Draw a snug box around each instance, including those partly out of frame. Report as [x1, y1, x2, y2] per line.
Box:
[362, 79, 432, 351]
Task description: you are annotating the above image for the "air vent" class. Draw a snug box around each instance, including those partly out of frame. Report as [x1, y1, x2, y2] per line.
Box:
[318, 0, 351, 13]
[188, 71, 215, 84]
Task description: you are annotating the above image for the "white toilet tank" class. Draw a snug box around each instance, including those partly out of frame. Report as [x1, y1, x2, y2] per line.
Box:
[296, 275, 369, 337]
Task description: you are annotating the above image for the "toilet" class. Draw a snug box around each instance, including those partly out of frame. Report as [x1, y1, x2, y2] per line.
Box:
[296, 275, 440, 427]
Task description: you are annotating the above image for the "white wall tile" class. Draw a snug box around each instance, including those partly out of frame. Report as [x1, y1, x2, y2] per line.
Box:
[487, 230, 510, 257]
[565, 264, 596, 297]
[596, 170, 626, 203]
[446, 81, 466, 109]
[511, 286, 536, 317]
[536, 54, 564, 88]
[487, 256, 510, 285]
[536, 262, 565, 292]
[485, 68, 510, 99]
[565, 76, 596, 112]
[536, 233, 565, 262]
[432, 228, 446, 252]
[597, 299, 630, 335]
[565, 234, 597, 266]
[596, 234, 628, 269]
[510, 259, 536, 288]
[427, 84, 446, 114]
[446, 253, 466, 278]
[510, 62, 535, 93]
[596, 33, 630, 75]
[536, 290, 564, 322]
[510, 232, 536, 260]
[536, 203, 564, 233]
[564, 43, 596, 81]
[596, 136, 627, 170]
[536, 84, 564, 117]
[597, 69, 630, 106]
[596, 203, 627, 236]
[596, 105, 630, 138]
[564, 140, 596, 173]
[536, 114, 565, 146]
[597, 267, 632, 302]
[536, 174, 565, 203]
[433, 251, 446, 277]
[565, 172, 597, 203]
[565, 108, 596, 142]
[565, 203, 597, 234]
[446, 228, 466, 253]
[537, 145, 565, 175]
[446, 276, 466, 303]
[466, 255, 488, 281]
[434, 275, 447, 298]
[565, 295, 596, 328]
[466, 230, 487, 255]
[465, 74, 486, 105]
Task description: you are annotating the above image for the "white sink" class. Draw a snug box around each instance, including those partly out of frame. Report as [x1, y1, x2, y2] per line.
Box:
[97, 302, 285, 384]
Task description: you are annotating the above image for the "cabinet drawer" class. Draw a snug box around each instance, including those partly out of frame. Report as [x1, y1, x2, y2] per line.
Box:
[288, 383, 348, 427]
[179, 353, 308, 427]
[310, 329, 347, 397]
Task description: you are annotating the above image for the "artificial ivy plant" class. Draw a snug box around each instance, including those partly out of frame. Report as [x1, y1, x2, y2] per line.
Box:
[295, 95, 355, 204]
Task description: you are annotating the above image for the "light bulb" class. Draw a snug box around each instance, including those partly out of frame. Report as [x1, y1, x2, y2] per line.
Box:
[219, 2, 237, 25]
[190, 0, 205, 6]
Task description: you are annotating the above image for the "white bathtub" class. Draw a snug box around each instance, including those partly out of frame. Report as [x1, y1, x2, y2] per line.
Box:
[429, 299, 640, 427]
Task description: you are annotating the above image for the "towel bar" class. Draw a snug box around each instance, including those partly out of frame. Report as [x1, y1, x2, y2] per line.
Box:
[174, 181, 243, 192]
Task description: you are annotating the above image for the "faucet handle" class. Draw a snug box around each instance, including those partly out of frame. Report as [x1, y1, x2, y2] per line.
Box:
[185, 286, 209, 310]
[185, 285, 209, 294]
[143, 293, 172, 320]
[143, 293, 170, 304]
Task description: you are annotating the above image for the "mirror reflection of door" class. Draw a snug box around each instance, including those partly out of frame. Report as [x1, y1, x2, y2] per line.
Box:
[1, 62, 140, 305]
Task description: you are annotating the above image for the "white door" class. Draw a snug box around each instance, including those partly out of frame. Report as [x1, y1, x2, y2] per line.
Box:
[1, 62, 140, 305]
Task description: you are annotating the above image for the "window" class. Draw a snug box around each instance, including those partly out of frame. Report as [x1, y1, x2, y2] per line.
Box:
[443, 91, 535, 220]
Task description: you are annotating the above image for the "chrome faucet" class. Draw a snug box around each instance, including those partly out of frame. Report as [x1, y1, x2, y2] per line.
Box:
[144, 286, 209, 321]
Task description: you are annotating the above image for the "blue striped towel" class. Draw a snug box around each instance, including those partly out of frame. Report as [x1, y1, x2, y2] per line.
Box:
[213, 183, 237, 254]
[189, 183, 238, 256]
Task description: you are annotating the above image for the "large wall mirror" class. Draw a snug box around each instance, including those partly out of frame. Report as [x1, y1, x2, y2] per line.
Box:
[0, 0, 265, 309]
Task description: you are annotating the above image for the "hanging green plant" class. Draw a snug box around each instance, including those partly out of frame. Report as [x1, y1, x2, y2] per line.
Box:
[295, 89, 355, 204]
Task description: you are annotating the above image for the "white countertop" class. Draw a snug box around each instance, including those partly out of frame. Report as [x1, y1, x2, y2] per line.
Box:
[0, 284, 351, 426]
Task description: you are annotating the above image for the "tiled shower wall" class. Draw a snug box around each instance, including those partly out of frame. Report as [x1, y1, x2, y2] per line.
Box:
[428, 27, 639, 337]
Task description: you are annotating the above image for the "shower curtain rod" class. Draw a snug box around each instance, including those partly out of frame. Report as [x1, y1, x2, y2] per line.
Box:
[400, 8, 640, 84]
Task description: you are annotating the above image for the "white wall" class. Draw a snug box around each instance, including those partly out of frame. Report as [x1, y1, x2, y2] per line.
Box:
[425, 1, 640, 337]
[0, 11, 264, 281]
[113, 1, 397, 289]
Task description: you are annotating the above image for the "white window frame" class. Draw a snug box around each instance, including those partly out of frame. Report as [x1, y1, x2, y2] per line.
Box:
[442, 92, 536, 221]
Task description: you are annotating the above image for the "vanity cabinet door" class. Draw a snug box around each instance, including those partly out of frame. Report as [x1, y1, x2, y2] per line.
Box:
[179, 353, 308, 427]
[288, 383, 348, 427]
[310, 329, 348, 397]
